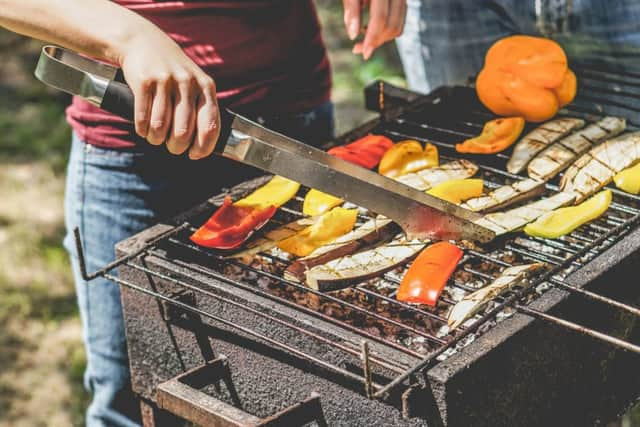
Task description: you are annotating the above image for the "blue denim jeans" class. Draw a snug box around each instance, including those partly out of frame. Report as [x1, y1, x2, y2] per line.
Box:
[63, 102, 334, 427]
[397, 0, 640, 93]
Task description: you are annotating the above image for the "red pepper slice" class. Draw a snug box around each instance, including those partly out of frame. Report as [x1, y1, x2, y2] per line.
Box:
[396, 242, 463, 306]
[190, 196, 277, 249]
[328, 134, 394, 169]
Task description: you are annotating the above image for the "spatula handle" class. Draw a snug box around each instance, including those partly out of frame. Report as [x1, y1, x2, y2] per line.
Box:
[100, 80, 135, 121]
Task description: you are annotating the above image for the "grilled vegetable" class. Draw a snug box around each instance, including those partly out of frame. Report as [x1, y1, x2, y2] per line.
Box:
[474, 191, 577, 235]
[524, 190, 611, 238]
[305, 238, 426, 292]
[507, 118, 585, 174]
[455, 117, 525, 154]
[379, 140, 439, 178]
[302, 135, 393, 216]
[278, 207, 358, 257]
[229, 217, 315, 261]
[327, 134, 394, 169]
[190, 197, 277, 249]
[476, 35, 576, 122]
[527, 117, 626, 182]
[560, 132, 640, 203]
[191, 176, 300, 249]
[426, 179, 484, 205]
[285, 217, 399, 282]
[614, 163, 640, 195]
[233, 176, 300, 209]
[396, 160, 479, 191]
[448, 263, 545, 329]
[460, 178, 546, 213]
[396, 242, 463, 306]
[303, 189, 343, 216]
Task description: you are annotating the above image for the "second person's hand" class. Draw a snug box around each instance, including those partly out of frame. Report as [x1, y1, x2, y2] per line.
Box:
[117, 28, 220, 160]
[343, 0, 408, 60]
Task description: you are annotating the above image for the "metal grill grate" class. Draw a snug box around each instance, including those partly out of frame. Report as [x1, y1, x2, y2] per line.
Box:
[75, 63, 640, 400]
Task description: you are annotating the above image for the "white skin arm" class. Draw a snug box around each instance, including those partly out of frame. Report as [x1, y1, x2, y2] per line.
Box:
[0, 0, 219, 159]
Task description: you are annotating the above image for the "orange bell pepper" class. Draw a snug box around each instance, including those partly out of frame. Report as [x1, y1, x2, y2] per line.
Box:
[190, 176, 300, 249]
[396, 242, 463, 306]
[378, 140, 439, 178]
[190, 197, 277, 249]
[476, 35, 577, 122]
[455, 117, 525, 154]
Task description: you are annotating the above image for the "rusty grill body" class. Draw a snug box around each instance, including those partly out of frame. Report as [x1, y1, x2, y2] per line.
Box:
[103, 64, 640, 426]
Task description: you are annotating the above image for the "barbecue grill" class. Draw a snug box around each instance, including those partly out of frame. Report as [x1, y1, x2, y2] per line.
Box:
[75, 58, 640, 426]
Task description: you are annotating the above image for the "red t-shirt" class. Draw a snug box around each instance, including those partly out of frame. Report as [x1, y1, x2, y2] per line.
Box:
[66, 0, 331, 148]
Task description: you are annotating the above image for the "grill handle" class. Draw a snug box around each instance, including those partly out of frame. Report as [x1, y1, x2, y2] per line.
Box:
[156, 356, 327, 427]
[364, 79, 421, 112]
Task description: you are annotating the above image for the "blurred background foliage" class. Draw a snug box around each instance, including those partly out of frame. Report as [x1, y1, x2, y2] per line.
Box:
[0, 2, 637, 426]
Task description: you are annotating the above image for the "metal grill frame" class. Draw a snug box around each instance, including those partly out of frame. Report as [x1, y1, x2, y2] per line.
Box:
[78, 68, 640, 413]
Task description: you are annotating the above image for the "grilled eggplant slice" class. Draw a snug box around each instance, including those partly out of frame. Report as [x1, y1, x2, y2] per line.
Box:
[460, 178, 546, 213]
[396, 160, 478, 191]
[560, 132, 640, 203]
[507, 118, 585, 174]
[448, 263, 545, 329]
[474, 191, 577, 235]
[229, 217, 315, 261]
[284, 217, 399, 282]
[527, 117, 626, 182]
[305, 239, 426, 292]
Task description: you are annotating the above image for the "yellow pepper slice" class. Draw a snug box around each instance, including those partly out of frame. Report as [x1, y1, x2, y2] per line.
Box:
[614, 163, 640, 195]
[426, 179, 484, 204]
[277, 207, 358, 257]
[378, 140, 439, 178]
[234, 176, 300, 209]
[524, 190, 611, 239]
[303, 189, 344, 216]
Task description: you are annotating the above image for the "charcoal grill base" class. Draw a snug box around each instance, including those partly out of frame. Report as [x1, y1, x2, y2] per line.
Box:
[117, 210, 639, 427]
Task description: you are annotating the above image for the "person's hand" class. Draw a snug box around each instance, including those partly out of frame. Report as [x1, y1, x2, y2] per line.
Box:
[343, 0, 407, 60]
[116, 30, 220, 160]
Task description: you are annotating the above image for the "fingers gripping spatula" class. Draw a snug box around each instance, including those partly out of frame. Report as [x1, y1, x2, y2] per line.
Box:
[34, 46, 495, 243]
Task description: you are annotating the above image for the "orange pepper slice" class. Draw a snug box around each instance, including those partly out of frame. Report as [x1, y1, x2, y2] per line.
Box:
[455, 117, 525, 154]
[397, 242, 463, 306]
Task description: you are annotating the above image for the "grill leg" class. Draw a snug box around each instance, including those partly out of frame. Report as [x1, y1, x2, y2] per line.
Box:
[140, 398, 186, 427]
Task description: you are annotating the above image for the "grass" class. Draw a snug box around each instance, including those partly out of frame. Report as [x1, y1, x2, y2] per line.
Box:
[0, 34, 86, 425]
